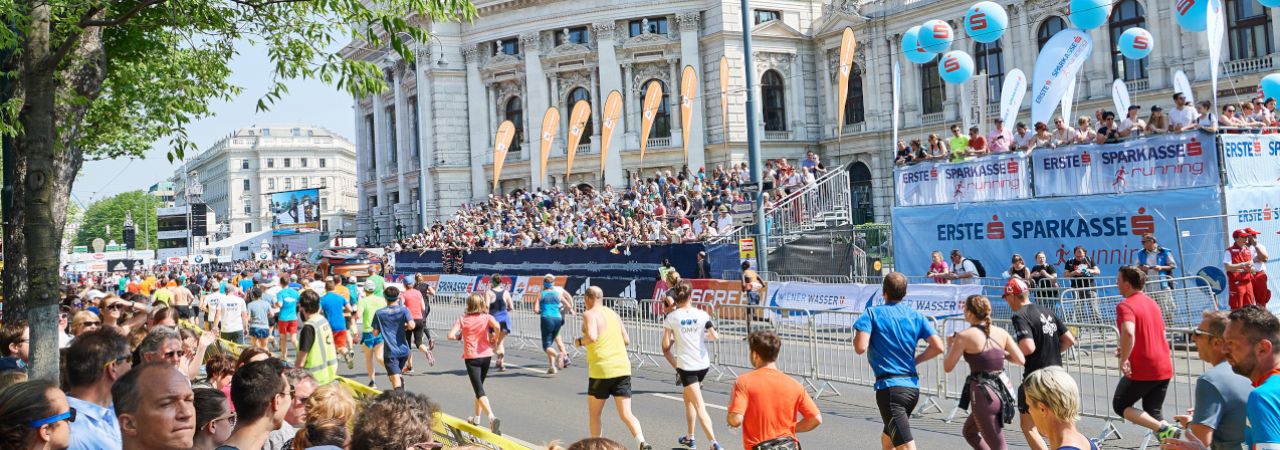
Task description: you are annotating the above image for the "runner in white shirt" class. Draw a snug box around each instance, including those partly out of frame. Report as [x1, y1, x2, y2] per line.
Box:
[661, 281, 722, 450]
[214, 287, 250, 345]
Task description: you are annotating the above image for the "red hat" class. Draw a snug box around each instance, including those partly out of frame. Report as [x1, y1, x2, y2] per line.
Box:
[1233, 229, 1250, 239]
[1245, 227, 1262, 236]
[1003, 278, 1028, 298]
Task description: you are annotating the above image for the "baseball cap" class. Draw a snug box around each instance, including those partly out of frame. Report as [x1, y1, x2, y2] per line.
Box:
[348, 276, 358, 284]
[1245, 227, 1261, 236]
[1003, 278, 1028, 298]
[1233, 229, 1250, 238]
[1128, 104, 1141, 110]
[0, 357, 27, 373]
[363, 280, 377, 291]
[85, 289, 106, 301]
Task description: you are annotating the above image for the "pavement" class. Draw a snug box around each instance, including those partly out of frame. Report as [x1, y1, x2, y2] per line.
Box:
[330, 316, 1173, 450]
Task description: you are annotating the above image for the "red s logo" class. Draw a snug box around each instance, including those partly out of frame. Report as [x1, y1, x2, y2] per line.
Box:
[969, 13, 987, 31]
[944, 56, 959, 73]
[933, 24, 950, 39]
[1133, 35, 1149, 50]
[1176, 0, 1194, 15]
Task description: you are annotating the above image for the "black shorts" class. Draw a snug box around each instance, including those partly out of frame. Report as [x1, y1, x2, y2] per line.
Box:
[1112, 377, 1170, 420]
[410, 319, 428, 348]
[587, 376, 633, 400]
[174, 305, 193, 319]
[676, 368, 709, 387]
[875, 386, 919, 447]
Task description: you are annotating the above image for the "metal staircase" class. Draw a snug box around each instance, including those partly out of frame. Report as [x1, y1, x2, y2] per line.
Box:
[712, 164, 853, 253]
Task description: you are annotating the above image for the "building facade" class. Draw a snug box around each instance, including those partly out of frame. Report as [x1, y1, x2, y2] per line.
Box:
[147, 181, 177, 207]
[172, 125, 359, 239]
[345, 0, 1280, 244]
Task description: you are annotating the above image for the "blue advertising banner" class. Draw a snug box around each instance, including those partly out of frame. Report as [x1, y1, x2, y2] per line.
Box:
[394, 243, 706, 280]
[894, 152, 1031, 206]
[891, 187, 1224, 282]
[1032, 132, 1219, 197]
[1220, 133, 1280, 187]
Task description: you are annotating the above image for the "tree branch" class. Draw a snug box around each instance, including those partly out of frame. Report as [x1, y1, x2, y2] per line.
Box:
[227, 0, 314, 8]
[79, 0, 166, 27]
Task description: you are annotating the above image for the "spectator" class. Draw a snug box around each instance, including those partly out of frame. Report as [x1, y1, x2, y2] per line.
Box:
[138, 326, 183, 367]
[1195, 101, 1218, 133]
[1137, 233, 1177, 289]
[65, 328, 129, 450]
[1146, 105, 1169, 135]
[1012, 122, 1034, 151]
[69, 311, 101, 339]
[926, 134, 947, 159]
[910, 140, 927, 162]
[1030, 122, 1054, 150]
[294, 288, 337, 385]
[265, 369, 318, 450]
[1051, 116, 1078, 147]
[301, 383, 357, 426]
[373, 285, 414, 391]
[0, 380, 72, 450]
[1246, 227, 1271, 309]
[1074, 116, 1097, 144]
[1008, 254, 1030, 280]
[236, 346, 272, 367]
[1005, 278, 1075, 450]
[967, 126, 989, 157]
[0, 321, 29, 365]
[947, 249, 980, 285]
[1119, 105, 1147, 138]
[1169, 92, 1197, 131]
[1251, 97, 1276, 125]
[853, 273, 944, 450]
[1028, 251, 1059, 301]
[948, 125, 970, 162]
[1095, 111, 1121, 144]
[1219, 104, 1244, 128]
[1223, 305, 1280, 446]
[113, 362, 196, 450]
[1163, 311, 1252, 449]
[943, 294, 1024, 450]
[200, 353, 236, 397]
[895, 140, 914, 165]
[1063, 246, 1099, 297]
[191, 388, 233, 450]
[1022, 367, 1094, 450]
[350, 390, 439, 450]
[728, 330, 822, 450]
[1239, 102, 1267, 127]
[988, 118, 1012, 153]
[695, 251, 711, 279]
[0, 368, 27, 391]
[221, 359, 292, 450]
[1225, 229, 1258, 310]
[1113, 266, 1178, 440]
[289, 418, 347, 450]
[565, 438, 627, 450]
[926, 250, 950, 284]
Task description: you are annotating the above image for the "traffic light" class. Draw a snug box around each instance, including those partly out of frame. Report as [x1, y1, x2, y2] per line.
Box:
[122, 225, 136, 249]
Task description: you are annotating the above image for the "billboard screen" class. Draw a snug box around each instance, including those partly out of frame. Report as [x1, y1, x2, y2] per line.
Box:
[270, 188, 321, 234]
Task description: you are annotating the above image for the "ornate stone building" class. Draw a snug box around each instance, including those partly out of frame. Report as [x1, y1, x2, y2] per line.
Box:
[344, 0, 1278, 244]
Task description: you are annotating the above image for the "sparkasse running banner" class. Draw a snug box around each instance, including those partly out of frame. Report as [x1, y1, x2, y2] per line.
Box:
[1032, 132, 1220, 197]
[1220, 133, 1280, 187]
[891, 187, 1225, 282]
[895, 152, 1031, 206]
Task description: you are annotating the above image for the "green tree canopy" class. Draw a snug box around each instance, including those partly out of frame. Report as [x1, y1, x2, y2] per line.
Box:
[74, 190, 158, 250]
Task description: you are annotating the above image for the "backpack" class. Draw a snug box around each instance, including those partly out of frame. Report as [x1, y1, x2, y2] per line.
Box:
[963, 258, 988, 278]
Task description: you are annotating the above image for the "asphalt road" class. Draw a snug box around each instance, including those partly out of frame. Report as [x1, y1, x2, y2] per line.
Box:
[332, 317, 1172, 450]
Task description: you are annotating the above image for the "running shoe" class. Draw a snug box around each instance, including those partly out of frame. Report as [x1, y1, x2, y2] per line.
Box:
[427, 352, 436, 366]
[466, 416, 480, 426]
[489, 417, 501, 435]
[404, 366, 414, 375]
[1156, 425, 1182, 441]
[677, 435, 695, 449]
[367, 379, 377, 390]
[709, 442, 722, 450]
[344, 351, 355, 370]
[638, 442, 652, 450]
[547, 366, 557, 375]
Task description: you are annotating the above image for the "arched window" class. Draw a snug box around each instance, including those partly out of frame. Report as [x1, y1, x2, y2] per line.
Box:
[566, 87, 593, 144]
[844, 66, 865, 125]
[504, 97, 523, 153]
[642, 79, 671, 138]
[920, 60, 944, 115]
[761, 70, 786, 131]
[1037, 16, 1067, 51]
[1228, 0, 1273, 61]
[1109, 0, 1147, 81]
[848, 161, 874, 224]
[974, 39, 1004, 101]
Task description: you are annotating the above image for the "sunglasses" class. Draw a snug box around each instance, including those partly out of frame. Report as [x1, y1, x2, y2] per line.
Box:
[206, 411, 237, 430]
[82, 321, 101, 327]
[1193, 328, 1219, 338]
[28, 408, 76, 428]
[103, 355, 130, 370]
[107, 304, 127, 311]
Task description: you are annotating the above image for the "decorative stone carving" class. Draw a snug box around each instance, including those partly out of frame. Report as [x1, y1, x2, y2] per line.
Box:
[592, 22, 616, 37]
[559, 70, 592, 101]
[824, 0, 864, 16]
[631, 61, 669, 90]
[461, 45, 479, 65]
[495, 81, 522, 108]
[676, 12, 700, 34]
[753, 51, 795, 77]
[519, 32, 541, 53]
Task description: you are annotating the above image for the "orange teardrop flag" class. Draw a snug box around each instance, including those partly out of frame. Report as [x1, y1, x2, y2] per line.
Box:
[599, 90, 623, 175]
[720, 56, 729, 146]
[680, 65, 697, 162]
[639, 80, 663, 168]
[836, 27, 857, 139]
[492, 120, 515, 192]
[539, 107, 560, 186]
[565, 99, 591, 178]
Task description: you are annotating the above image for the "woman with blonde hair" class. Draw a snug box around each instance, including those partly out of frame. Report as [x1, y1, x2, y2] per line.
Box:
[1023, 366, 1096, 449]
[449, 293, 503, 434]
[303, 383, 358, 425]
[68, 311, 101, 338]
[944, 294, 1026, 450]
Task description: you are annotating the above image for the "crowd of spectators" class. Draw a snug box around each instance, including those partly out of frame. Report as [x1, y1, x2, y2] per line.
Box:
[387, 152, 830, 252]
[895, 93, 1280, 165]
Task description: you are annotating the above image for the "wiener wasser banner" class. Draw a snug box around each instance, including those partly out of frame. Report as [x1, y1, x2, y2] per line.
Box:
[764, 281, 980, 326]
[894, 151, 1031, 207]
[1220, 133, 1280, 187]
[1031, 132, 1220, 197]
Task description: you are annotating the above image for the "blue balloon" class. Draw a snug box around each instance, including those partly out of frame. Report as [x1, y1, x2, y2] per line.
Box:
[965, 1, 1009, 44]
[918, 20, 954, 54]
[901, 26, 937, 64]
[1173, 0, 1209, 32]
[1069, 0, 1110, 30]
[1262, 0, 1280, 7]
[938, 51, 975, 84]
[1261, 74, 1280, 102]
[1118, 27, 1154, 59]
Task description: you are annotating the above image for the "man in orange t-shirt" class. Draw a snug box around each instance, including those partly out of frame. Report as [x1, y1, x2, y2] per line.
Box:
[728, 330, 822, 450]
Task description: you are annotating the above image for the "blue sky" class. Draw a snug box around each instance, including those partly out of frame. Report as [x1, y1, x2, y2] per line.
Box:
[72, 41, 355, 208]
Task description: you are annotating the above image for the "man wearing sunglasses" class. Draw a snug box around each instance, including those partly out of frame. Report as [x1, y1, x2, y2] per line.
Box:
[1162, 311, 1250, 449]
[65, 328, 130, 450]
[139, 326, 185, 367]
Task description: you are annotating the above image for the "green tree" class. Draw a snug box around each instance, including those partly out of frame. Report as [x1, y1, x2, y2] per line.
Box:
[0, 0, 476, 381]
[74, 191, 158, 250]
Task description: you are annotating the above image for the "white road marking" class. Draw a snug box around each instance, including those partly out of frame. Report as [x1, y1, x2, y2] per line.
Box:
[652, 393, 728, 411]
[502, 362, 554, 375]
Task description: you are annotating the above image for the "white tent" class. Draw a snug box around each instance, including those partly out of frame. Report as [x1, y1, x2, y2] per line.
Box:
[205, 230, 272, 261]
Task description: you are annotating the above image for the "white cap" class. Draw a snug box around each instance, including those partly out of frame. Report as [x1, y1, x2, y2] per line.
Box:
[85, 289, 106, 301]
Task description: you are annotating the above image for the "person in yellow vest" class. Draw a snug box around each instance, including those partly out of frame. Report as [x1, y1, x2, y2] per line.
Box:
[293, 289, 337, 385]
[575, 286, 652, 450]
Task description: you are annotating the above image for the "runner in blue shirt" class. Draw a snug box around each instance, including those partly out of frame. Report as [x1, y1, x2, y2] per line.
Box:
[320, 280, 355, 367]
[274, 277, 301, 360]
[854, 272, 945, 450]
[372, 285, 415, 391]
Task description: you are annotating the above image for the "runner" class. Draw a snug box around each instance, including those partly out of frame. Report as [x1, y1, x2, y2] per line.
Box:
[246, 287, 273, 350]
[576, 286, 652, 450]
[213, 286, 249, 345]
[661, 281, 721, 450]
[357, 280, 387, 388]
[539, 274, 575, 374]
[448, 293, 502, 434]
[400, 274, 433, 373]
[371, 286, 414, 391]
[319, 280, 355, 369]
[412, 274, 438, 367]
[274, 277, 301, 360]
[486, 274, 513, 372]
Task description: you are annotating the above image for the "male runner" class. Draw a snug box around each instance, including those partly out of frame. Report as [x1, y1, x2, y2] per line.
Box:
[577, 286, 652, 450]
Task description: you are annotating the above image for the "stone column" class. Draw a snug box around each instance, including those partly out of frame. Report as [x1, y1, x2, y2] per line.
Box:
[392, 63, 411, 220]
[596, 20, 624, 185]
[864, 36, 884, 128]
[414, 47, 435, 227]
[464, 45, 490, 199]
[521, 31, 549, 189]
[371, 65, 389, 219]
[677, 11, 706, 172]
[818, 46, 833, 140]
[354, 95, 369, 240]
[589, 68, 601, 149]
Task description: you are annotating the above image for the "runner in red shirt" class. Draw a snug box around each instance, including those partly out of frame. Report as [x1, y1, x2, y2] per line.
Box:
[1112, 266, 1179, 440]
[1224, 229, 1258, 310]
[400, 276, 434, 372]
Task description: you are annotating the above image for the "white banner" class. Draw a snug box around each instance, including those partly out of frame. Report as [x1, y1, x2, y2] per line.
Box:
[1031, 29, 1093, 126]
[895, 152, 1032, 206]
[1000, 69, 1026, 126]
[1032, 132, 1221, 196]
[1221, 133, 1280, 186]
[963, 74, 989, 132]
[1174, 70, 1194, 105]
[1207, 0, 1225, 111]
[892, 60, 901, 147]
[766, 281, 980, 325]
[1061, 78, 1077, 123]
[1112, 79, 1131, 115]
[1225, 185, 1280, 309]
